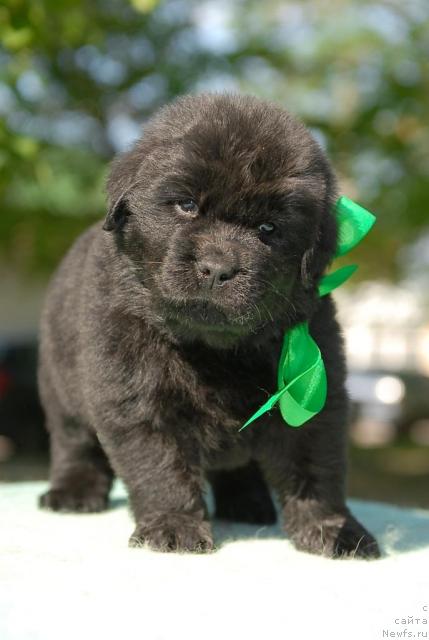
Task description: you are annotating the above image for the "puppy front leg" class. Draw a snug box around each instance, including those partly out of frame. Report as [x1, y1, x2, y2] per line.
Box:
[98, 424, 213, 552]
[257, 407, 380, 559]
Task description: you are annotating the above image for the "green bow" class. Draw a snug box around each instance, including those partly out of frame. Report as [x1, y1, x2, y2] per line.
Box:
[240, 196, 376, 431]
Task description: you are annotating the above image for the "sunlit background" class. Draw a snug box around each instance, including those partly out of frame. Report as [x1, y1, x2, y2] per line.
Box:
[1, 0, 428, 507]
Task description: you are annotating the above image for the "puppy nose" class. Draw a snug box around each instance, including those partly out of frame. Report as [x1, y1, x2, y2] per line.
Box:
[198, 259, 237, 289]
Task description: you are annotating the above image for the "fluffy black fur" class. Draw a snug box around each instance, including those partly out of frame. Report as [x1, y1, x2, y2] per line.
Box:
[38, 94, 379, 558]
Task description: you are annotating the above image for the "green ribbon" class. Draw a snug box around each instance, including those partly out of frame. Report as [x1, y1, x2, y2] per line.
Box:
[240, 196, 376, 431]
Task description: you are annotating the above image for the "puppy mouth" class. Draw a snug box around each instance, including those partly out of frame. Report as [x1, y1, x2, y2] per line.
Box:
[159, 297, 269, 336]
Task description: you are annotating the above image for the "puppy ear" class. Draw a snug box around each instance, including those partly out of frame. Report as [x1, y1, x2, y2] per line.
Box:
[103, 146, 143, 232]
[102, 194, 130, 232]
[301, 208, 338, 290]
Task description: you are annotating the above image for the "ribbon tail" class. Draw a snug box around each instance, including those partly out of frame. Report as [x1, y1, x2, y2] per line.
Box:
[239, 388, 286, 431]
[318, 264, 358, 297]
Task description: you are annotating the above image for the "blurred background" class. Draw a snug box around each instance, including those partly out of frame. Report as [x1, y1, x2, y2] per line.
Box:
[0, 0, 428, 507]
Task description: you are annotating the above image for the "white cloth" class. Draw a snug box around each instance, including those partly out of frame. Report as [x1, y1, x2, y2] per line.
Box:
[1, 481, 428, 640]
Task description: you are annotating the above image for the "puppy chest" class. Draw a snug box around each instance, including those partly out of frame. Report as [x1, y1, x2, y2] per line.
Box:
[165, 350, 277, 426]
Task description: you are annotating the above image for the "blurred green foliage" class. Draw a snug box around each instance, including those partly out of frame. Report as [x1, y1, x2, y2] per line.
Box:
[1, 0, 428, 277]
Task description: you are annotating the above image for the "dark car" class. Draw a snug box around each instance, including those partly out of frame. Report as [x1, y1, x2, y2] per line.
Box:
[0, 339, 46, 458]
[347, 368, 429, 445]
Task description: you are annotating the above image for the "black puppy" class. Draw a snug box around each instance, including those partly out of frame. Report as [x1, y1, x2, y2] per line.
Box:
[38, 93, 379, 558]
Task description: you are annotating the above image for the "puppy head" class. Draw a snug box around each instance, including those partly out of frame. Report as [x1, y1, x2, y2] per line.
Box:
[104, 94, 337, 347]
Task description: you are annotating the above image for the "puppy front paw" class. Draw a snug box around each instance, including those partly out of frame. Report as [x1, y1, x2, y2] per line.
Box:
[129, 512, 214, 553]
[290, 513, 380, 559]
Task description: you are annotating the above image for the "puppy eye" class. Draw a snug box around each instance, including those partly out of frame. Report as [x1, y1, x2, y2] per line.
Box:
[258, 222, 276, 234]
[177, 200, 198, 214]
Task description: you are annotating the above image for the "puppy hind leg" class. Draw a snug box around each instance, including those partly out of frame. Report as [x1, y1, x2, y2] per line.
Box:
[210, 461, 277, 525]
[40, 410, 113, 513]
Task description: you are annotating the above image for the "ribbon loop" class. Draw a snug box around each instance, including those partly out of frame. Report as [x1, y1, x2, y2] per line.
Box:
[334, 196, 376, 258]
[278, 322, 327, 427]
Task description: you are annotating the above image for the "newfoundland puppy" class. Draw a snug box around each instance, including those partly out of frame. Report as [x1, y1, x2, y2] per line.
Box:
[38, 93, 379, 558]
